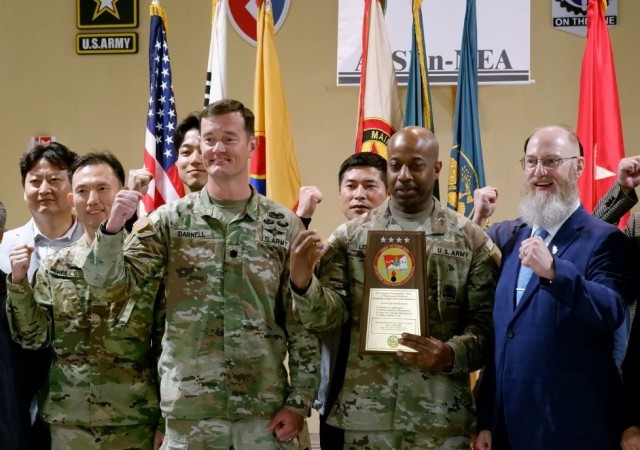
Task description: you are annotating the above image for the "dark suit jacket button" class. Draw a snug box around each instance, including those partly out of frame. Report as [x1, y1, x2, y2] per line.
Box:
[507, 330, 514, 338]
[230, 250, 238, 257]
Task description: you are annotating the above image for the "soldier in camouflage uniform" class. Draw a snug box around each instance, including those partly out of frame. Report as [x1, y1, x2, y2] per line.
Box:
[290, 126, 500, 449]
[6, 151, 162, 450]
[81, 99, 319, 450]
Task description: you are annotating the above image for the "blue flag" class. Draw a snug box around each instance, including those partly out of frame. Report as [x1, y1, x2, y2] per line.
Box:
[404, 0, 432, 131]
[447, 0, 485, 219]
[404, 0, 437, 198]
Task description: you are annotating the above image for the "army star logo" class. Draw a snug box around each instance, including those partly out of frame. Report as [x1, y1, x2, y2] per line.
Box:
[93, 0, 120, 20]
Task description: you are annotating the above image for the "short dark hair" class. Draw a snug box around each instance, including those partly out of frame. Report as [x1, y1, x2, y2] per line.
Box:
[68, 151, 126, 186]
[199, 99, 255, 136]
[20, 142, 78, 186]
[338, 152, 388, 188]
[523, 125, 584, 156]
[175, 112, 200, 150]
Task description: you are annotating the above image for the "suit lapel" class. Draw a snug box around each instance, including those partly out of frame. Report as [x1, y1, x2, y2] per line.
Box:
[512, 207, 586, 318]
[546, 208, 585, 259]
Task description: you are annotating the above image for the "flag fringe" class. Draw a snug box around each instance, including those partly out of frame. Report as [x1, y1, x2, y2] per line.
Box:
[150, 4, 168, 34]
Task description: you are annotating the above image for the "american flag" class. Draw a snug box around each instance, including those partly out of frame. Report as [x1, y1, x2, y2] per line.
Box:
[143, 3, 184, 213]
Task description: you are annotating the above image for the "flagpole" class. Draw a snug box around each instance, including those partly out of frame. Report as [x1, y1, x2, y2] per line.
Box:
[447, 0, 485, 219]
[355, 0, 403, 158]
[143, 0, 184, 212]
[576, 0, 625, 219]
[251, 0, 302, 208]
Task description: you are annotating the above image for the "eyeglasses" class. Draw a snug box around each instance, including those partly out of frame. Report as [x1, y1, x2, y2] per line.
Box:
[520, 156, 578, 171]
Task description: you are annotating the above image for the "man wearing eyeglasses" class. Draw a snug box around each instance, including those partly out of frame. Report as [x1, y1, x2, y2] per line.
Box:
[473, 125, 633, 450]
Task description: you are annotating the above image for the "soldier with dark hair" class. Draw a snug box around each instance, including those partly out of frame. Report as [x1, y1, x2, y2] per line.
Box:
[311, 151, 388, 450]
[7, 151, 163, 450]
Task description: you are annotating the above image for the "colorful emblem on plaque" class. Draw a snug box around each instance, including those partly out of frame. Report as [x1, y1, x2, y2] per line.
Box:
[374, 243, 416, 286]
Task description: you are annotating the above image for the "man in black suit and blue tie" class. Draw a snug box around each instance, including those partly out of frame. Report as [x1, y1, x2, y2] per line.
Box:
[473, 125, 634, 450]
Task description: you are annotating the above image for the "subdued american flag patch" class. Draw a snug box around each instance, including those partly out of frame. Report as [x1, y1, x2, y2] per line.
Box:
[133, 216, 153, 233]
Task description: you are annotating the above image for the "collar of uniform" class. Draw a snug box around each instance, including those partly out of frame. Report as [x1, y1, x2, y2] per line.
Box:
[194, 185, 259, 222]
[71, 235, 91, 269]
[429, 200, 448, 235]
[377, 197, 447, 235]
[371, 198, 393, 230]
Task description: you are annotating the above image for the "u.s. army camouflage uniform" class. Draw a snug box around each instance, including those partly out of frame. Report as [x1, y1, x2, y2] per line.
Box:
[6, 236, 162, 450]
[292, 198, 500, 450]
[82, 188, 320, 448]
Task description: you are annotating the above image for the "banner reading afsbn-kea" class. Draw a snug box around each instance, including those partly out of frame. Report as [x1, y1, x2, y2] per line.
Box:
[338, 0, 530, 86]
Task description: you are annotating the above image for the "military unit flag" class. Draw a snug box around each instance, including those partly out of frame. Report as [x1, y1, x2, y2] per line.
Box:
[204, 0, 227, 106]
[447, 0, 485, 219]
[404, 0, 433, 132]
[355, 0, 403, 159]
[250, 0, 301, 209]
[142, 1, 184, 213]
[404, 0, 438, 198]
[576, 0, 625, 218]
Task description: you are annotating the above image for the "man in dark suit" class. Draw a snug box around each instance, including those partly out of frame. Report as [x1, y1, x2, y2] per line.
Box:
[0, 201, 27, 449]
[589, 155, 640, 450]
[0, 271, 29, 450]
[473, 125, 634, 450]
[0, 201, 52, 450]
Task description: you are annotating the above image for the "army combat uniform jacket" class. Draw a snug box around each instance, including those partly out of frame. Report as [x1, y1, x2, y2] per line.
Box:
[292, 198, 499, 441]
[6, 236, 162, 428]
[82, 189, 320, 421]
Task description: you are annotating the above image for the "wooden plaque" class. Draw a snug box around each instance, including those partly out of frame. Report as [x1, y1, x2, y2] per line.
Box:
[359, 230, 428, 354]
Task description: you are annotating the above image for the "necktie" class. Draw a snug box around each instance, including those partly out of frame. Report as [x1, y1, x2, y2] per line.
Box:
[515, 228, 549, 305]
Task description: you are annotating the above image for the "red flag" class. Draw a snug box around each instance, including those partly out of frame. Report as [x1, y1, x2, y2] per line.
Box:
[355, 0, 403, 159]
[577, 0, 624, 221]
[383, 254, 408, 270]
[143, 3, 185, 213]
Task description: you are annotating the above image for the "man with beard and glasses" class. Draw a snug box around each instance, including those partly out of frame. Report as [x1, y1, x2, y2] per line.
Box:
[472, 125, 634, 450]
